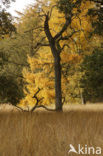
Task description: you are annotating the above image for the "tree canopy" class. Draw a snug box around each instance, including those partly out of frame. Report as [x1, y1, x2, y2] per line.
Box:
[0, 10, 16, 39]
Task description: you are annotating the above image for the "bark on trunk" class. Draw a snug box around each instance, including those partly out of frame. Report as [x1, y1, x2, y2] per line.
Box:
[44, 14, 63, 111]
[54, 55, 62, 111]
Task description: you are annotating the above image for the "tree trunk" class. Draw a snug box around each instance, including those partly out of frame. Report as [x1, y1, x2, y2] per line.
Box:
[81, 92, 86, 105]
[44, 15, 63, 111]
[54, 55, 62, 111]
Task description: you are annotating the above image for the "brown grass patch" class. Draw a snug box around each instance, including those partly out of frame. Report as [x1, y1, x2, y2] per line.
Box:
[0, 106, 103, 156]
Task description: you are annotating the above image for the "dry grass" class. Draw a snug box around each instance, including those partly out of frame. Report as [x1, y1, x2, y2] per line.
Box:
[0, 104, 103, 156]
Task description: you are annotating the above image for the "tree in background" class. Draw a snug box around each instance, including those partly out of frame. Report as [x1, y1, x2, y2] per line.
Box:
[0, 35, 28, 105]
[0, 75, 23, 104]
[80, 48, 103, 102]
[0, 0, 15, 8]
[88, 0, 103, 35]
[0, 10, 16, 39]
[79, 0, 103, 103]
[0, 0, 16, 38]
[0, 1, 29, 105]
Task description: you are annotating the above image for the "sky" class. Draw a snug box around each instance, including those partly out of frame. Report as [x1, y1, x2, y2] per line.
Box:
[8, 0, 35, 16]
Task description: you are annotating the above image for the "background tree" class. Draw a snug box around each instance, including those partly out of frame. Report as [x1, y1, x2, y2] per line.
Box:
[80, 48, 103, 102]
[0, 8, 30, 105]
[79, 0, 103, 103]
[0, 35, 28, 105]
[0, 0, 15, 8]
[0, 10, 16, 39]
[88, 0, 103, 34]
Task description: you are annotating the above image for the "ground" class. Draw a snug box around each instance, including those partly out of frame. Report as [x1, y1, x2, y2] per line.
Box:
[0, 104, 103, 156]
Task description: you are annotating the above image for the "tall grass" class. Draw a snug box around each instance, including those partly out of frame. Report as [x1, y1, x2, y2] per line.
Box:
[0, 106, 103, 156]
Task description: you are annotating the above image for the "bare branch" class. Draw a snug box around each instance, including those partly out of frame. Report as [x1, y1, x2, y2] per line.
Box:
[33, 37, 49, 49]
[32, 87, 41, 98]
[33, 62, 54, 66]
[31, 88, 56, 112]
[49, 5, 57, 18]
[13, 105, 24, 112]
[34, 105, 56, 111]
[58, 30, 81, 42]
[34, 43, 50, 48]
[54, 19, 70, 40]
[61, 44, 70, 51]
[31, 97, 44, 112]
[31, 88, 44, 112]
[24, 26, 44, 33]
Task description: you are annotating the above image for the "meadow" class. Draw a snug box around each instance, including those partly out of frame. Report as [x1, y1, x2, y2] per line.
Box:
[0, 104, 103, 156]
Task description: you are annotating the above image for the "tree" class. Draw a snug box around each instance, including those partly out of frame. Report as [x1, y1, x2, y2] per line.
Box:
[0, 35, 27, 105]
[88, 0, 103, 34]
[80, 48, 103, 102]
[0, 0, 15, 8]
[0, 75, 23, 105]
[0, 9, 32, 105]
[0, 0, 16, 37]
[43, 2, 80, 110]
[0, 10, 16, 39]
[18, 0, 95, 111]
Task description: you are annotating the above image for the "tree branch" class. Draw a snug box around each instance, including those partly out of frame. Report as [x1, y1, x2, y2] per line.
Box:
[34, 43, 50, 48]
[13, 105, 24, 112]
[24, 26, 44, 33]
[33, 105, 56, 111]
[54, 18, 70, 40]
[49, 5, 57, 18]
[33, 37, 49, 49]
[31, 88, 56, 112]
[58, 30, 81, 42]
[44, 14, 53, 41]
[61, 44, 70, 52]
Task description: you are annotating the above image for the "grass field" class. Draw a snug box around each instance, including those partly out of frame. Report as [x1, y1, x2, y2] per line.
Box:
[0, 104, 103, 156]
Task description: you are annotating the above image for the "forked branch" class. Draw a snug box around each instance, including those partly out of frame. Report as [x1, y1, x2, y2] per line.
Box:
[31, 88, 56, 112]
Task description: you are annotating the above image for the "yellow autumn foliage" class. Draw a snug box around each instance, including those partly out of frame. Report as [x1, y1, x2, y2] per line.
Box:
[18, 0, 96, 108]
